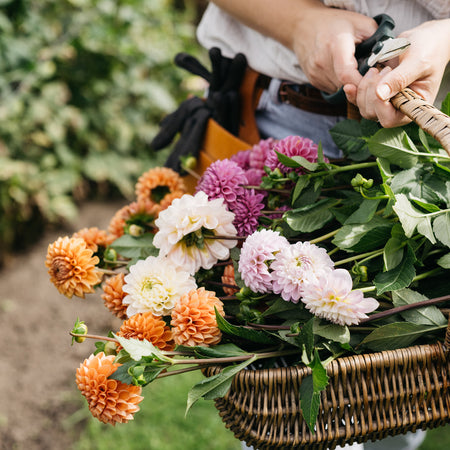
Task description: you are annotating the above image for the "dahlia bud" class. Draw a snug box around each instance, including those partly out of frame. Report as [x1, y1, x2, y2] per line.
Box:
[104, 341, 118, 356]
[71, 319, 88, 344]
[181, 155, 197, 171]
[128, 224, 144, 236]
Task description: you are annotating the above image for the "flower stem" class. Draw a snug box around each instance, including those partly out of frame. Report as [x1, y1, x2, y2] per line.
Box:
[70, 332, 119, 343]
[361, 295, 450, 323]
[309, 161, 378, 178]
[309, 229, 339, 244]
[334, 249, 383, 266]
[97, 268, 117, 276]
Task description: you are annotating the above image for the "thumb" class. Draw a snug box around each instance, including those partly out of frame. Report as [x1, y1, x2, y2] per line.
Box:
[376, 57, 422, 101]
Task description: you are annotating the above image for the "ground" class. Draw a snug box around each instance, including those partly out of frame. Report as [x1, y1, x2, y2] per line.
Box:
[0, 200, 126, 450]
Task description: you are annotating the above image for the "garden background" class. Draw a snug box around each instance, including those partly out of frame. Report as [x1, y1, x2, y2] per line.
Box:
[0, 1, 448, 449]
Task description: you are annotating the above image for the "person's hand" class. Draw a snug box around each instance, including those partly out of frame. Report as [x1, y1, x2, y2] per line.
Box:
[291, 7, 378, 93]
[344, 19, 450, 128]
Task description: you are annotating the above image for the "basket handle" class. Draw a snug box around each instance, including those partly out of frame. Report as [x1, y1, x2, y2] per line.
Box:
[390, 88, 450, 156]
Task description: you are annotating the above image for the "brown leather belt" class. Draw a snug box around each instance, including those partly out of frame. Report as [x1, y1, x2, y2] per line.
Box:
[256, 74, 347, 117]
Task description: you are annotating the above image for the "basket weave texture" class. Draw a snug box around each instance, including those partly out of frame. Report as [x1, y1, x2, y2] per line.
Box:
[205, 317, 450, 450]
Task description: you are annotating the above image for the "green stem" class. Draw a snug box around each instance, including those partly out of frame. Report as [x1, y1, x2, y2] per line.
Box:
[334, 249, 383, 266]
[358, 187, 389, 200]
[412, 267, 443, 282]
[309, 161, 378, 179]
[309, 228, 340, 244]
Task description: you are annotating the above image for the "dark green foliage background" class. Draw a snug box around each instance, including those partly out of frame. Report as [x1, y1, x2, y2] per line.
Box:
[0, 0, 202, 260]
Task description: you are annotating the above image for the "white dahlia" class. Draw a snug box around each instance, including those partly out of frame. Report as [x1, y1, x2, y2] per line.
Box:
[153, 191, 237, 274]
[122, 255, 197, 317]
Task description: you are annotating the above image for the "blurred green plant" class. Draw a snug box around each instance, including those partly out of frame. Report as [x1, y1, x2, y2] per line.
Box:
[0, 0, 201, 262]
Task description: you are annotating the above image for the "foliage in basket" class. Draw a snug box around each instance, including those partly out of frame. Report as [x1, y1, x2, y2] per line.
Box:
[46, 95, 450, 430]
[0, 0, 200, 260]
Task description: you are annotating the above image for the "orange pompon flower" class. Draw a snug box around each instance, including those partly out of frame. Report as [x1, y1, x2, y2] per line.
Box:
[46, 236, 102, 298]
[101, 273, 128, 320]
[135, 167, 186, 214]
[76, 352, 143, 425]
[171, 287, 224, 347]
[117, 311, 175, 351]
[72, 227, 115, 253]
[222, 264, 239, 295]
[108, 200, 158, 239]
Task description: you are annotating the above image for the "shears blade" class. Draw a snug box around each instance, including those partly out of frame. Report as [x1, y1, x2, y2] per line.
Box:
[367, 37, 410, 67]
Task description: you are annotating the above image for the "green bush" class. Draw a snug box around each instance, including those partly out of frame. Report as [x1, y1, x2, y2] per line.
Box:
[0, 0, 201, 260]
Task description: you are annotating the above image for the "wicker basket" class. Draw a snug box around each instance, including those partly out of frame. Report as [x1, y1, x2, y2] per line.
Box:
[204, 316, 450, 450]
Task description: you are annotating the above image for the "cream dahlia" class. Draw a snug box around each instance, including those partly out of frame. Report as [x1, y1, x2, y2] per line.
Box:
[122, 255, 197, 317]
[153, 191, 237, 274]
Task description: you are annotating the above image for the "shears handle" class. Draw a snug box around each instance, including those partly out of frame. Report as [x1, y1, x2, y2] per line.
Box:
[322, 14, 396, 105]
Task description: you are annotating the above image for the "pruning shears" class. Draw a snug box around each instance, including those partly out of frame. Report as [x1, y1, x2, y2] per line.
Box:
[323, 14, 410, 105]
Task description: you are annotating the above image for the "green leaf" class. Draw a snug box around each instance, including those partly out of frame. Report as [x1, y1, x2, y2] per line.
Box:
[359, 322, 446, 351]
[329, 119, 371, 161]
[411, 197, 441, 213]
[441, 93, 450, 115]
[344, 198, 380, 225]
[332, 216, 392, 252]
[392, 288, 447, 326]
[113, 334, 172, 363]
[299, 350, 329, 432]
[392, 194, 436, 243]
[433, 212, 450, 247]
[215, 311, 279, 344]
[285, 198, 339, 232]
[313, 322, 350, 344]
[383, 231, 405, 271]
[190, 344, 249, 359]
[111, 233, 159, 260]
[292, 176, 310, 204]
[437, 253, 450, 268]
[374, 244, 416, 294]
[366, 128, 419, 169]
[276, 151, 319, 172]
[297, 318, 315, 362]
[186, 356, 257, 413]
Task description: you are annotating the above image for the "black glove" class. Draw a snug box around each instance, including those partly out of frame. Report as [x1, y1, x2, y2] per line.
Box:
[149, 48, 247, 172]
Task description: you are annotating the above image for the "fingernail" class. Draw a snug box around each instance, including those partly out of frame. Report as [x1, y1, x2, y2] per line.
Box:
[377, 84, 391, 101]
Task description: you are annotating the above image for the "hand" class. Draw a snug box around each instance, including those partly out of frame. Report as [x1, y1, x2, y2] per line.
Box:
[292, 8, 378, 93]
[344, 19, 450, 128]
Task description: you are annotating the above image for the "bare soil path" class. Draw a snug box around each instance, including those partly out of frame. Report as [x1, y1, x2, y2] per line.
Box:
[0, 200, 125, 450]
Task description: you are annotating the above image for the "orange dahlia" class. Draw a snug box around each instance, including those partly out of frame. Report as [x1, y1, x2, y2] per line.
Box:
[171, 287, 224, 347]
[108, 200, 158, 239]
[222, 264, 239, 295]
[101, 273, 128, 320]
[76, 352, 143, 425]
[117, 311, 175, 351]
[46, 236, 102, 298]
[135, 167, 186, 214]
[72, 227, 115, 253]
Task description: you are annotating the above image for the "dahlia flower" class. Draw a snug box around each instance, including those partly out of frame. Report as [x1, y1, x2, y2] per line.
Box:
[122, 255, 196, 317]
[230, 148, 251, 170]
[117, 311, 174, 351]
[72, 227, 114, 253]
[171, 287, 224, 347]
[76, 352, 143, 425]
[153, 191, 237, 274]
[135, 166, 186, 213]
[271, 241, 334, 302]
[196, 159, 247, 207]
[301, 269, 379, 326]
[108, 200, 158, 239]
[101, 273, 128, 319]
[265, 135, 319, 175]
[238, 229, 289, 293]
[46, 236, 102, 298]
[248, 137, 276, 170]
[230, 189, 265, 236]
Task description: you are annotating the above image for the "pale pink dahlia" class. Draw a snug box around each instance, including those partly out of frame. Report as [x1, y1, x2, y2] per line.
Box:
[271, 241, 334, 303]
[301, 269, 379, 326]
[238, 229, 289, 293]
[196, 159, 248, 206]
[265, 135, 319, 175]
[230, 190, 265, 236]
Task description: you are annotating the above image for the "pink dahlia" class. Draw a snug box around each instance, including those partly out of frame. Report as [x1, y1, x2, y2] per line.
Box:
[270, 241, 334, 303]
[231, 190, 265, 236]
[249, 137, 276, 170]
[230, 149, 251, 170]
[301, 269, 379, 326]
[196, 159, 248, 206]
[238, 229, 289, 293]
[265, 135, 319, 175]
